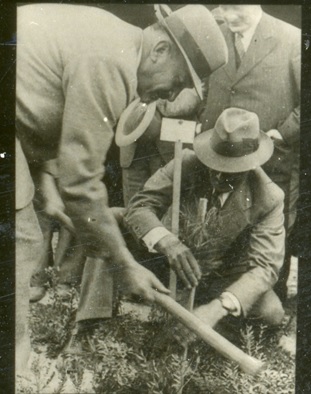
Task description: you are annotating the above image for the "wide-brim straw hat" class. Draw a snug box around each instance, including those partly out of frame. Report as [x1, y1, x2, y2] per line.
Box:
[154, 5, 228, 99]
[193, 108, 274, 173]
[115, 98, 157, 147]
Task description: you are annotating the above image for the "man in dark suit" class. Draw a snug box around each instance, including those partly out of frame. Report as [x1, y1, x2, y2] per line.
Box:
[201, 5, 300, 301]
[124, 108, 286, 330]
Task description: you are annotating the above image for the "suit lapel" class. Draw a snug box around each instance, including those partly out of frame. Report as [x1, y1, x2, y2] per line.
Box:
[197, 180, 252, 263]
[217, 181, 252, 232]
[234, 13, 278, 84]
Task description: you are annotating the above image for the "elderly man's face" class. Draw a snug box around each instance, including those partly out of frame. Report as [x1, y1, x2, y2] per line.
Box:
[137, 45, 193, 104]
[219, 5, 261, 34]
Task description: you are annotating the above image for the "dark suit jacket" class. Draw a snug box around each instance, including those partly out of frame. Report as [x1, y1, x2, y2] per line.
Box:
[201, 12, 300, 189]
[124, 149, 285, 315]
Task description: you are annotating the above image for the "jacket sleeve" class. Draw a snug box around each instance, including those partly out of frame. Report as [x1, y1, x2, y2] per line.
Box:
[123, 159, 175, 240]
[57, 54, 135, 261]
[277, 34, 301, 146]
[225, 193, 285, 316]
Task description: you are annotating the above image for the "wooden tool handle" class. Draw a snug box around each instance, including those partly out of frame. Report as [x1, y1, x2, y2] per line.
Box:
[154, 291, 264, 376]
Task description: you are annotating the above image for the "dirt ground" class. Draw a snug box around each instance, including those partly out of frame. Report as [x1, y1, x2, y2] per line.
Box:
[17, 257, 297, 393]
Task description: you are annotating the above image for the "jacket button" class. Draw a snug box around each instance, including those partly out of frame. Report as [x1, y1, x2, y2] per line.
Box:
[231, 89, 236, 95]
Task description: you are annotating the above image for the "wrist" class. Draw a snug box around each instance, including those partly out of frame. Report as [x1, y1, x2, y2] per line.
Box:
[112, 247, 136, 269]
[155, 233, 178, 254]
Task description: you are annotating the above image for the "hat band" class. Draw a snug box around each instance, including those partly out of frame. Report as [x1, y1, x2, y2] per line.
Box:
[213, 138, 259, 157]
[161, 15, 212, 78]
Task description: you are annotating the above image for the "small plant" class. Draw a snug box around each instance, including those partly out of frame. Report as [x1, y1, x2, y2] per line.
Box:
[26, 275, 296, 393]
[30, 267, 77, 357]
[187, 324, 295, 394]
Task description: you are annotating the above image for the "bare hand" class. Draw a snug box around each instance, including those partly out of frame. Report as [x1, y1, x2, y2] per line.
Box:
[174, 299, 228, 346]
[155, 234, 201, 288]
[266, 129, 283, 141]
[45, 203, 75, 233]
[110, 207, 126, 224]
[40, 172, 75, 232]
[193, 299, 228, 327]
[116, 262, 170, 302]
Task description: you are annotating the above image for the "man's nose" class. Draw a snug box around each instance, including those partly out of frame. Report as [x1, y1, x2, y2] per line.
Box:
[222, 12, 238, 23]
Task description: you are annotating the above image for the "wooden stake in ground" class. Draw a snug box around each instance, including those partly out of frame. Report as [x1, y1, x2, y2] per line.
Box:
[160, 118, 197, 299]
[180, 197, 207, 391]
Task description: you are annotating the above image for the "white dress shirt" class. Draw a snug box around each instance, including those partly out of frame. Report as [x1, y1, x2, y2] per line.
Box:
[238, 9, 263, 52]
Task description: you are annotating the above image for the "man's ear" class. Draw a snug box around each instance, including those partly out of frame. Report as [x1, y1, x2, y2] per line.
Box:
[150, 41, 171, 63]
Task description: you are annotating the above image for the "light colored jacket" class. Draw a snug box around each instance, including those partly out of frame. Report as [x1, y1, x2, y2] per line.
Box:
[16, 4, 142, 257]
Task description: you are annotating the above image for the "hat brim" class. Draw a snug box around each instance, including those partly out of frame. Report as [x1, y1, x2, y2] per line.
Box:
[154, 5, 203, 100]
[115, 98, 157, 147]
[193, 128, 274, 173]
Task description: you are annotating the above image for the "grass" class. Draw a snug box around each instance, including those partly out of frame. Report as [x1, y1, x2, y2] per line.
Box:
[19, 266, 297, 394]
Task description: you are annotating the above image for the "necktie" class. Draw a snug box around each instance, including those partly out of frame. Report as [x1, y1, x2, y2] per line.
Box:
[210, 190, 222, 210]
[234, 33, 245, 69]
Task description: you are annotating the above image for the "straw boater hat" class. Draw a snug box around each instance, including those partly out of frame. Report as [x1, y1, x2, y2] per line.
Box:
[193, 108, 274, 173]
[115, 4, 228, 148]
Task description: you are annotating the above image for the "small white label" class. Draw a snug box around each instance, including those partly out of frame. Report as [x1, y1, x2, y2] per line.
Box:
[160, 118, 196, 144]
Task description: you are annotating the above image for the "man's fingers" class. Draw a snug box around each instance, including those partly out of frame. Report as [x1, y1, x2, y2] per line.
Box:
[53, 210, 75, 232]
[173, 261, 192, 289]
[179, 255, 199, 287]
[187, 253, 202, 279]
[151, 276, 170, 295]
[124, 266, 170, 302]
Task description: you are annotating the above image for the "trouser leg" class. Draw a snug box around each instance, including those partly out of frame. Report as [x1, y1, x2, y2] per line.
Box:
[30, 170, 56, 288]
[29, 217, 54, 288]
[274, 245, 292, 303]
[248, 289, 285, 326]
[75, 257, 114, 322]
[54, 228, 85, 286]
[275, 165, 299, 303]
[16, 202, 43, 373]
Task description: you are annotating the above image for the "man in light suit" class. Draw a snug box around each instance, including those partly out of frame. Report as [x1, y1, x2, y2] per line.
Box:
[201, 5, 300, 301]
[16, 4, 228, 380]
[124, 108, 286, 330]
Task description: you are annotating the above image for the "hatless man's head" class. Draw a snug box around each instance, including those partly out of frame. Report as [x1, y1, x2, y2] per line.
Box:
[137, 5, 228, 104]
[219, 5, 262, 34]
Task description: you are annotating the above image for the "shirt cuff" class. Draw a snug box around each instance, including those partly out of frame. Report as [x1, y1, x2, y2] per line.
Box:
[221, 291, 241, 317]
[142, 227, 172, 253]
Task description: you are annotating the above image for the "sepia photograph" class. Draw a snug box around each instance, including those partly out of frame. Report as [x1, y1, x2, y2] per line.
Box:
[1, 2, 308, 393]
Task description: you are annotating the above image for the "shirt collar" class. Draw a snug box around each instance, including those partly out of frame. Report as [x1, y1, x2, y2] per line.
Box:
[212, 189, 233, 207]
[238, 9, 263, 51]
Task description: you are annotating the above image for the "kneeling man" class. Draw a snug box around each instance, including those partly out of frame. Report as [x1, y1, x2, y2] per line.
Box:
[124, 108, 285, 331]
